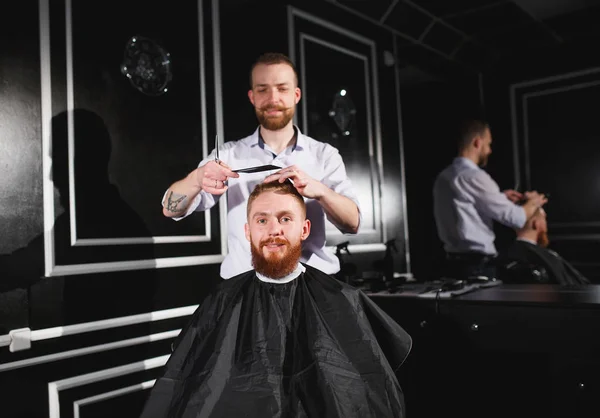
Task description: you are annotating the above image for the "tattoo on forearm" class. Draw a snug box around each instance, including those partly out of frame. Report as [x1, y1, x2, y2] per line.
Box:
[165, 191, 187, 213]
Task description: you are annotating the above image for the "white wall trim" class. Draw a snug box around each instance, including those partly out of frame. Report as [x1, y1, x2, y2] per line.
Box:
[49, 355, 169, 418]
[64, 0, 210, 247]
[327, 243, 386, 253]
[40, 0, 225, 276]
[212, 0, 230, 257]
[1, 304, 196, 352]
[510, 66, 600, 233]
[0, 330, 179, 373]
[73, 236, 212, 246]
[392, 35, 411, 273]
[34, 305, 197, 341]
[511, 66, 600, 89]
[73, 379, 156, 418]
[290, 7, 375, 46]
[45, 254, 224, 276]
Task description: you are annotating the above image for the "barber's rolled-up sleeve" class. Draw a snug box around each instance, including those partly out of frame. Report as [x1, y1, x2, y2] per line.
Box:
[456, 170, 526, 229]
[320, 146, 362, 233]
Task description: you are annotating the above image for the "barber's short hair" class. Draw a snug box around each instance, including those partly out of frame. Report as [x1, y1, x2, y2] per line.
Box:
[247, 181, 306, 219]
[457, 119, 489, 151]
[249, 52, 299, 88]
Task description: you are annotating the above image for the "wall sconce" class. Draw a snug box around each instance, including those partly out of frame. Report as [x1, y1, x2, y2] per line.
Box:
[120, 35, 173, 96]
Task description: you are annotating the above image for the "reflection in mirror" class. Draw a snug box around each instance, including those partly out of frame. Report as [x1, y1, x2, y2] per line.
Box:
[328, 89, 356, 138]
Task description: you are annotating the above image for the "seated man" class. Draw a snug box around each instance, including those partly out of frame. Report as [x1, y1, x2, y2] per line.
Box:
[139, 181, 412, 418]
[499, 208, 590, 286]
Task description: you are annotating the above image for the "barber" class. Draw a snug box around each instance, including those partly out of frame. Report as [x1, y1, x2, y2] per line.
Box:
[433, 119, 547, 280]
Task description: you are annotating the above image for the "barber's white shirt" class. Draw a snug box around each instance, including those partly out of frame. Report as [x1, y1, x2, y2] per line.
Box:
[433, 157, 526, 255]
[167, 126, 361, 278]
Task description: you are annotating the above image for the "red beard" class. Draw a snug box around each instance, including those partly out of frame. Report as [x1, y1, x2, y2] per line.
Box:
[538, 231, 550, 248]
[255, 105, 295, 131]
[250, 237, 302, 279]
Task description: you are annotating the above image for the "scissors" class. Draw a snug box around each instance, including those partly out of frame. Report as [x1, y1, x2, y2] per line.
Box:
[215, 133, 281, 173]
[214, 134, 221, 164]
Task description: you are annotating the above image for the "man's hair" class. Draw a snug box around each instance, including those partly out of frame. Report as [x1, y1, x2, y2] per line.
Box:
[249, 52, 299, 88]
[457, 119, 489, 151]
[247, 181, 306, 219]
[518, 206, 546, 232]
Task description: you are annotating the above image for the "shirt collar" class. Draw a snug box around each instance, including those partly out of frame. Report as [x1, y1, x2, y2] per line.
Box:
[517, 237, 538, 245]
[255, 263, 306, 284]
[248, 125, 305, 152]
[454, 156, 480, 170]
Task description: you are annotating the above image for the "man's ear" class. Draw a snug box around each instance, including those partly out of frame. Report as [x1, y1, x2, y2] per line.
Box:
[294, 87, 301, 104]
[248, 89, 255, 106]
[472, 136, 482, 149]
[531, 219, 539, 231]
[301, 219, 311, 241]
[244, 223, 251, 242]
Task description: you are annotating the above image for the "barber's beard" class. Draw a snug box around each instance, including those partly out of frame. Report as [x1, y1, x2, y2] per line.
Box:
[250, 237, 301, 279]
[478, 153, 489, 168]
[538, 231, 550, 248]
[255, 105, 295, 131]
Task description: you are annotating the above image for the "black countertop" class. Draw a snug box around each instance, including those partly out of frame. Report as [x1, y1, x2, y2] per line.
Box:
[367, 283, 600, 308]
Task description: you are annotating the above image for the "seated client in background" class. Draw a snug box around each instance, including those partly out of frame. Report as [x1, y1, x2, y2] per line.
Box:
[499, 207, 590, 286]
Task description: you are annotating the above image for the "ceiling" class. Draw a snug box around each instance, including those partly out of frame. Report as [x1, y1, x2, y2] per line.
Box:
[328, 0, 600, 78]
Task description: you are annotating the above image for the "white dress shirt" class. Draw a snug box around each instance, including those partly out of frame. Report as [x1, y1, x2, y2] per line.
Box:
[433, 157, 526, 255]
[169, 126, 361, 278]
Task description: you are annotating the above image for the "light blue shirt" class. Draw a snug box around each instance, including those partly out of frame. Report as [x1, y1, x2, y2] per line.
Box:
[170, 126, 361, 278]
[433, 157, 526, 255]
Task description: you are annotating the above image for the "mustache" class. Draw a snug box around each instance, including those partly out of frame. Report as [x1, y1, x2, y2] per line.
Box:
[259, 105, 289, 112]
[259, 237, 288, 246]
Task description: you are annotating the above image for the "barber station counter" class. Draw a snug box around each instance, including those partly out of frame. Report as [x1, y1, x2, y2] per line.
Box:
[366, 283, 600, 418]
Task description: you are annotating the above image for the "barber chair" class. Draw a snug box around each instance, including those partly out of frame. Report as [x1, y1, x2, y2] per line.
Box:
[497, 260, 550, 284]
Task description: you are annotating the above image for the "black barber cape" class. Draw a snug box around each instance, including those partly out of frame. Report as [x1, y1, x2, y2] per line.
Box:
[502, 240, 590, 286]
[139, 264, 412, 418]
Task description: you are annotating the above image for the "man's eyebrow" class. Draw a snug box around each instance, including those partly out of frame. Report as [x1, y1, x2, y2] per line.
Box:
[254, 82, 291, 88]
[252, 210, 294, 218]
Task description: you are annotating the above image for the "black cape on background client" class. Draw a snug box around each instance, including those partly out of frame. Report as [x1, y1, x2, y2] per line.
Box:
[139, 181, 412, 418]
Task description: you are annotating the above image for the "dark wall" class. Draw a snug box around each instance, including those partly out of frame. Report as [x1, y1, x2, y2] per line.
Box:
[483, 39, 600, 283]
[402, 32, 600, 283]
[401, 77, 483, 281]
[0, 1, 221, 417]
[0, 0, 43, 329]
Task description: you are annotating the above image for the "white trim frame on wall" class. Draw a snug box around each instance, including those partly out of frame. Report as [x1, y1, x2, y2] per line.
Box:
[288, 6, 386, 253]
[0, 304, 196, 370]
[73, 379, 156, 418]
[510, 66, 600, 239]
[298, 33, 380, 237]
[48, 355, 168, 418]
[39, 0, 227, 276]
[392, 35, 411, 273]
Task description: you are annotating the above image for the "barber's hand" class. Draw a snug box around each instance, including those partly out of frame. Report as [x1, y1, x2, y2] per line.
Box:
[263, 165, 328, 199]
[503, 189, 523, 203]
[524, 190, 548, 207]
[197, 160, 239, 195]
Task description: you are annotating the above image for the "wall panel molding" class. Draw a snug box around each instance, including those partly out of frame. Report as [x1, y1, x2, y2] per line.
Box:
[511, 66, 600, 240]
[40, 0, 226, 276]
[288, 6, 386, 250]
